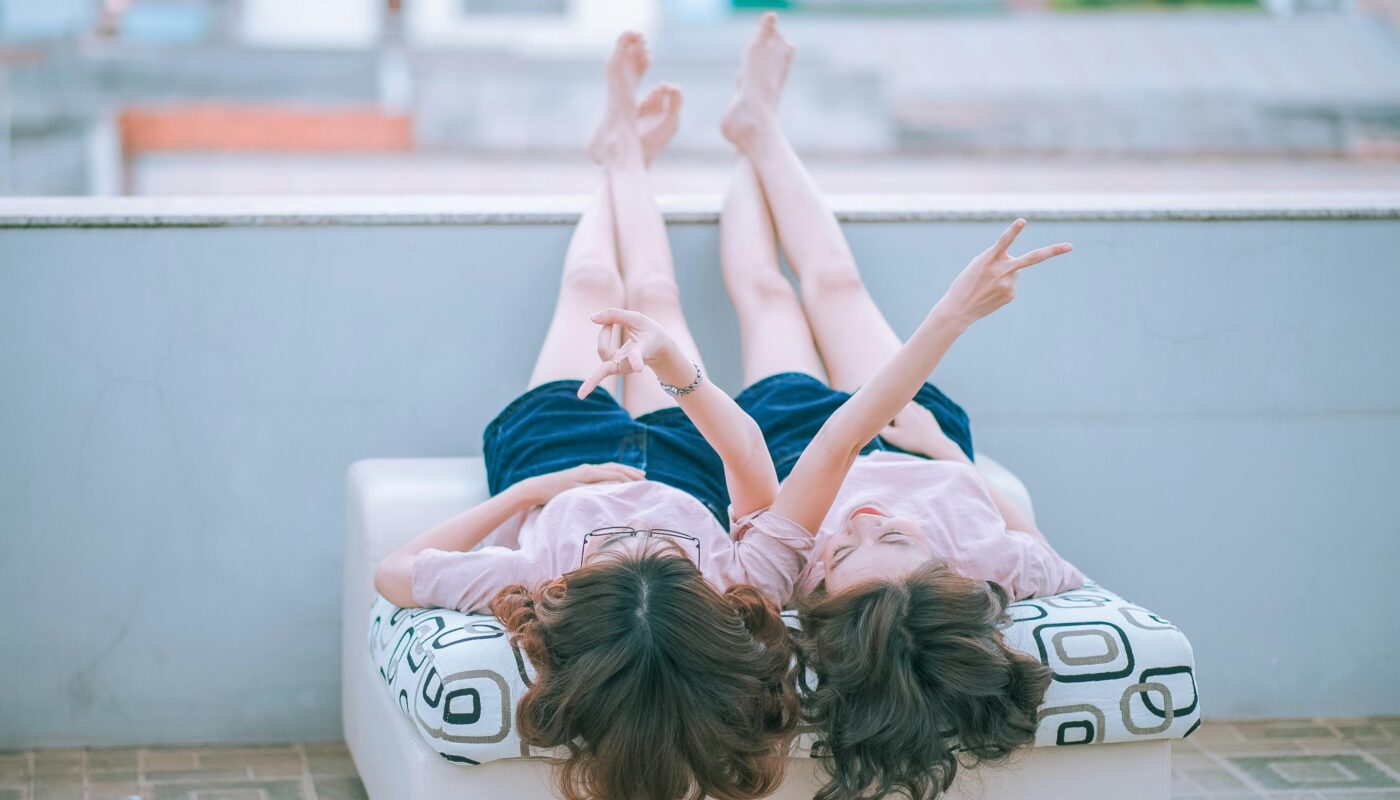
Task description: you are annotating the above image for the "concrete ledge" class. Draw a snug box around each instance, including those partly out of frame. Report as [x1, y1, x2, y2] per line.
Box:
[2, 192, 1399, 228]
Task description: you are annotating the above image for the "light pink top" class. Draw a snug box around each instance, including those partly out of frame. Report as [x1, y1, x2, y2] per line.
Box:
[412, 480, 813, 613]
[795, 451, 1084, 601]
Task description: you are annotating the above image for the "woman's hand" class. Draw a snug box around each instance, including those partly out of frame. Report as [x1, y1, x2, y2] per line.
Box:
[879, 402, 971, 463]
[517, 462, 646, 506]
[577, 308, 692, 398]
[936, 219, 1072, 328]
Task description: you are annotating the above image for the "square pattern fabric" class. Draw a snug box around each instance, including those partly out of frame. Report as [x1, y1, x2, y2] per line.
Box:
[367, 578, 1200, 764]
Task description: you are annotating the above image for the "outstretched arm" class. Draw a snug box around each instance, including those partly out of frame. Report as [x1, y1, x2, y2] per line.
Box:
[773, 219, 1072, 533]
[772, 304, 966, 532]
[373, 462, 645, 607]
[579, 308, 780, 519]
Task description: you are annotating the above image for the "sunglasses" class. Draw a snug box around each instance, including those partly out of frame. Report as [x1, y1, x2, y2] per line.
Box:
[580, 526, 701, 564]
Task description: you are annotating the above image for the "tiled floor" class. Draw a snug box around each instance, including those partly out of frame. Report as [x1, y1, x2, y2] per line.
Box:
[0, 742, 363, 800]
[4, 718, 1399, 799]
[1171, 718, 1400, 799]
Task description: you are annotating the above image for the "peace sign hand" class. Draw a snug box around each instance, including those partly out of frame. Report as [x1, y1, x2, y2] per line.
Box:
[938, 219, 1072, 327]
[576, 308, 687, 399]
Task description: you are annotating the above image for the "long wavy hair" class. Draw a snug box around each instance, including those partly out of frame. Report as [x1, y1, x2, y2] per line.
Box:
[794, 561, 1052, 800]
[489, 548, 800, 800]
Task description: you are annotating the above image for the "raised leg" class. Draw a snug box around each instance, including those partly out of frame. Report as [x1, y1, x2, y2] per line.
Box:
[527, 182, 624, 389]
[720, 157, 825, 388]
[721, 13, 902, 393]
[527, 41, 684, 393]
[590, 33, 705, 418]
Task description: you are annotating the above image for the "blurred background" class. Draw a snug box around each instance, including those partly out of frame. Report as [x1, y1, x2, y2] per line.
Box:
[3, 0, 1400, 197]
[4, 0, 1400, 777]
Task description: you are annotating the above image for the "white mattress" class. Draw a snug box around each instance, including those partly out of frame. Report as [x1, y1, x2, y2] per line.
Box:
[367, 578, 1199, 765]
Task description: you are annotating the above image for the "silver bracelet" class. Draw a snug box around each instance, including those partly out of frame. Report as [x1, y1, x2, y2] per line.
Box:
[660, 360, 704, 397]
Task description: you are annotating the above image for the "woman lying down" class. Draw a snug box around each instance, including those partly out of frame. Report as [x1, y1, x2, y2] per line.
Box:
[375, 14, 1082, 800]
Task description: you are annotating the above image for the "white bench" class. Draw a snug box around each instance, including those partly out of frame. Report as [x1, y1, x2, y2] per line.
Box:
[342, 457, 1181, 800]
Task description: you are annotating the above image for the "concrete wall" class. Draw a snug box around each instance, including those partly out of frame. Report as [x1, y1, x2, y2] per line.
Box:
[1, 195, 1397, 747]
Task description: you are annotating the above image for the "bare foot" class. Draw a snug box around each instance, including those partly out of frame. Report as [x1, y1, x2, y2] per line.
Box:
[638, 82, 683, 166]
[720, 12, 793, 150]
[588, 31, 649, 166]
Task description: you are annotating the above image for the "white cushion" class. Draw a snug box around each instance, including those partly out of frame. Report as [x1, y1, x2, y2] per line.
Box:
[349, 457, 1199, 766]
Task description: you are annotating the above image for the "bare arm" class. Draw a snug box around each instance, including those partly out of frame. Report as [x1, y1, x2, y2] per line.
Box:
[773, 304, 967, 532]
[984, 479, 1046, 545]
[579, 308, 779, 519]
[774, 219, 1072, 534]
[373, 462, 645, 607]
[668, 374, 778, 520]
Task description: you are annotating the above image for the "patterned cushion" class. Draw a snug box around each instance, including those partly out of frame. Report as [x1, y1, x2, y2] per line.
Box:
[368, 579, 1199, 765]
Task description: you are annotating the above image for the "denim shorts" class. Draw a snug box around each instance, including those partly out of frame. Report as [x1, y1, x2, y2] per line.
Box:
[482, 380, 730, 527]
[733, 372, 974, 482]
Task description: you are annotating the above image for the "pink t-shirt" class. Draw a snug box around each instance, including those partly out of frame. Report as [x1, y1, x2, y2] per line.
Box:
[411, 480, 813, 613]
[795, 451, 1084, 601]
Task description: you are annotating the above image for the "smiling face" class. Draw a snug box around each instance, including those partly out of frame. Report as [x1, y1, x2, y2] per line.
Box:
[821, 505, 936, 593]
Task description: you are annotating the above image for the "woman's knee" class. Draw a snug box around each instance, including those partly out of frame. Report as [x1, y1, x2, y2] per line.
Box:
[562, 261, 625, 307]
[626, 277, 684, 317]
[732, 269, 801, 312]
[798, 258, 867, 305]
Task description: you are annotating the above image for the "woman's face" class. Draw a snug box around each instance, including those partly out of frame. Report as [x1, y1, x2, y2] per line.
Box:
[821, 504, 935, 593]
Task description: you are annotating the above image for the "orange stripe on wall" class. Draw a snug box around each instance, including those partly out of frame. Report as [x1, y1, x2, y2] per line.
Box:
[119, 105, 414, 155]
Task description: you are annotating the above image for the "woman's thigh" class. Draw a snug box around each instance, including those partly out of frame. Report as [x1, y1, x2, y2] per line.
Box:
[733, 372, 976, 479]
[733, 373, 876, 481]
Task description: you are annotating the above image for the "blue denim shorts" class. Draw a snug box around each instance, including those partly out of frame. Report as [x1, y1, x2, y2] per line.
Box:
[482, 380, 730, 526]
[733, 372, 974, 482]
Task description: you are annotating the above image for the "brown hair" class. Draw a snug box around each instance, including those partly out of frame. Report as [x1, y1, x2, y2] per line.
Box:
[795, 561, 1052, 800]
[490, 548, 799, 800]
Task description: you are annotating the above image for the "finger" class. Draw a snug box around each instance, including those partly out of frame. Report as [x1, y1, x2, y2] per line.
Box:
[602, 463, 646, 480]
[613, 340, 642, 376]
[577, 477, 627, 487]
[579, 463, 641, 483]
[598, 465, 645, 482]
[596, 322, 618, 362]
[590, 307, 653, 330]
[576, 359, 620, 399]
[1011, 242, 1072, 271]
[989, 218, 1027, 258]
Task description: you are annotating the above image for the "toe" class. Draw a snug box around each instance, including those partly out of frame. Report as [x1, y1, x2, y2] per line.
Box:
[639, 84, 666, 114]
